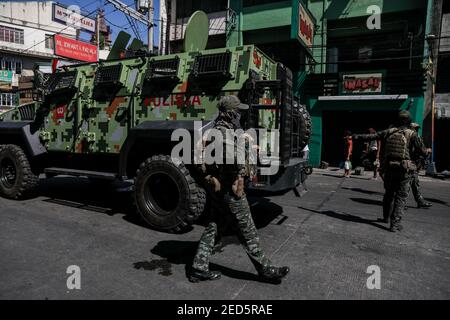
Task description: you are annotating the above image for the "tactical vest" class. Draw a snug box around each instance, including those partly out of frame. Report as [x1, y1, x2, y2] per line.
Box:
[384, 128, 414, 160]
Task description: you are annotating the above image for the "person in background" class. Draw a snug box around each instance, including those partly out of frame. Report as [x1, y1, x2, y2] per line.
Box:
[353, 111, 429, 232]
[302, 144, 309, 160]
[365, 128, 381, 179]
[343, 130, 353, 178]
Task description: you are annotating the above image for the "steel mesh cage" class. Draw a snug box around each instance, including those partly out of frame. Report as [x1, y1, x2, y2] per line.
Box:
[94, 65, 123, 85]
[145, 57, 180, 80]
[46, 71, 77, 92]
[192, 52, 232, 77]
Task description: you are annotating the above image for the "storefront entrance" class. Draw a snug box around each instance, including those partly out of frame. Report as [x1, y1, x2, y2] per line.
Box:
[321, 110, 398, 167]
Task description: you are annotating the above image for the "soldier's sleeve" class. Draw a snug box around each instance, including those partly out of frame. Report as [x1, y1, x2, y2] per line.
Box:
[353, 129, 389, 142]
[410, 132, 428, 158]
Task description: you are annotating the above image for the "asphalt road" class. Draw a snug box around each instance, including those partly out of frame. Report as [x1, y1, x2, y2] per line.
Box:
[1, 169, 449, 300]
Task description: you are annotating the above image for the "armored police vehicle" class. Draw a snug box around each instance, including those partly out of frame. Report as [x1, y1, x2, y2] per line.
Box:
[0, 11, 311, 232]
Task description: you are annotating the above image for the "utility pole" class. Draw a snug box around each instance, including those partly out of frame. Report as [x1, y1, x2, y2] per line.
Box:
[104, 0, 154, 52]
[165, 0, 171, 55]
[96, 10, 100, 61]
[148, 0, 154, 54]
[425, 33, 437, 176]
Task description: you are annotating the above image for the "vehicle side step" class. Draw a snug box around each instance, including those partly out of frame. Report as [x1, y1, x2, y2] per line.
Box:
[44, 168, 117, 180]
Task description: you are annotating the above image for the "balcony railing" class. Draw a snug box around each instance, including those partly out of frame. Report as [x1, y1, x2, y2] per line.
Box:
[170, 10, 229, 41]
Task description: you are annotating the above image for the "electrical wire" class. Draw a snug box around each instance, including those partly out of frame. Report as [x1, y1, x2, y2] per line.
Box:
[0, 0, 101, 41]
[17, 7, 100, 54]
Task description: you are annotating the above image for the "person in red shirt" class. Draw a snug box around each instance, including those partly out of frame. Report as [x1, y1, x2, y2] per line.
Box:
[343, 130, 353, 177]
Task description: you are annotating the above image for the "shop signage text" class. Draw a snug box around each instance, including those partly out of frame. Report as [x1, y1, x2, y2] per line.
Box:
[342, 73, 383, 94]
[0, 70, 13, 83]
[54, 35, 98, 62]
[297, 1, 315, 51]
[53, 3, 96, 33]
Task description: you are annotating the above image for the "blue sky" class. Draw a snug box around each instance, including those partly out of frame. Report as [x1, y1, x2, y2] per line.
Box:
[56, 0, 160, 46]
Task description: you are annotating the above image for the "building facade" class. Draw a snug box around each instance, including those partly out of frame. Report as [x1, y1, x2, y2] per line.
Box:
[0, 1, 112, 113]
[0, 1, 78, 111]
[160, 0, 446, 170]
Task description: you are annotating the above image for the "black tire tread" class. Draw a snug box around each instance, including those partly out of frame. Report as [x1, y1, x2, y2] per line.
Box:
[298, 104, 312, 150]
[134, 155, 206, 233]
[0, 144, 39, 199]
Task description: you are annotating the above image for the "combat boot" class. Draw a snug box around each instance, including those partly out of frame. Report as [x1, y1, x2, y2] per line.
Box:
[417, 200, 432, 209]
[188, 269, 221, 283]
[258, 266, 290, 283]
[389, 224, 403, 233]
[378, 217, 389, 223]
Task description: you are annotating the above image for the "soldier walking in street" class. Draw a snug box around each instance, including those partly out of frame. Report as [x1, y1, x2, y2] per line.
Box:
[353, 111, 429, 232]
[189, 95, 290, 283]
[410, 123, 432, 209]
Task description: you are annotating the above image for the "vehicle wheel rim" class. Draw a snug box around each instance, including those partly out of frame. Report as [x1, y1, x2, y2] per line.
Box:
[0, 158, 17, 189]
[144, 171, 181, 216]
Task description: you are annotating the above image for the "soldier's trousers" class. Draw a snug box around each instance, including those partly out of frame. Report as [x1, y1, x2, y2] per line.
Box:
[410, 171, 424, 204]
[382, 168, 411, 226]
[192, 192, 271, 272]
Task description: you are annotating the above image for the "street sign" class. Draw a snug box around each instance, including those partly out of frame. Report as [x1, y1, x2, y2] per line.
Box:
[297, 1, 315, 54]
[54, 35, 98, 62]
[341, 72, 384, 95]
[52, 3, 96, 33]
[0, 70, 13, 83]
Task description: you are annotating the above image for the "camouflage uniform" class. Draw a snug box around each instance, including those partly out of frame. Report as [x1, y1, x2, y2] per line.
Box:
[192, 119, 271, 273]
[354, 116, 428, 231]
[409, 127, 431, 207]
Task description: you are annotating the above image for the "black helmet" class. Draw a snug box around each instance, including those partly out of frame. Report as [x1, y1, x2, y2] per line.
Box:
[397, 110, 412, 126]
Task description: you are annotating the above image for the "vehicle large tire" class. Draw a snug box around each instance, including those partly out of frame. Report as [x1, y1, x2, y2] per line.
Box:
[0, 144, 39, 199]
[298, 104, 312, 150]
[134, 155, 207, 232]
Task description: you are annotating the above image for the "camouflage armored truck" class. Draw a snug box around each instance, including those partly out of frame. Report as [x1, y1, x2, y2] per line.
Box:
[0, 12, 311, 232]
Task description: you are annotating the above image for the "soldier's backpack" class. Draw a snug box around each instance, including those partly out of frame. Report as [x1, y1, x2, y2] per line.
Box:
[384, 128, 414, 160]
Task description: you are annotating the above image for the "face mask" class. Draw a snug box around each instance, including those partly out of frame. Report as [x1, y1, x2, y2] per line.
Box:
[229, 110, 242, 129]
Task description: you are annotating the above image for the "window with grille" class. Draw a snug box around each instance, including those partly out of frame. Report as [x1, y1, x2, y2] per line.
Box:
[0, 93, 16, 107]
[0, 58, 22, 74]
[176, 0, 227, 18]
[243, 0, 286, 7]
[0, 26, 24, 44]
[45, 34, 54, 49]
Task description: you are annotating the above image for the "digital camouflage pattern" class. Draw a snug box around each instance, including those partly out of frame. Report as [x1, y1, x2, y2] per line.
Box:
[192, 190, 271, 272]
[192, 109, 271, 273]
[382, 168, 411, 228]
[354, 124, 428, 230]
[410, 171, 425, 204]
[0, 45, 280, 157]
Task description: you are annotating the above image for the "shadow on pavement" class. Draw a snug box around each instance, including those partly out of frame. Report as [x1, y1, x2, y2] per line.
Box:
[342, 187, 384, 196]
[298, 206, 390, 231]
[38, 177, 160, 230]
[320, 173, 344, 179]
[350, 197, 383, 206]
[149, 240, 260, 282]
[247, 197, 284, 229]
[37, 177, 283, 233]
[425, 197, 449, 207]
